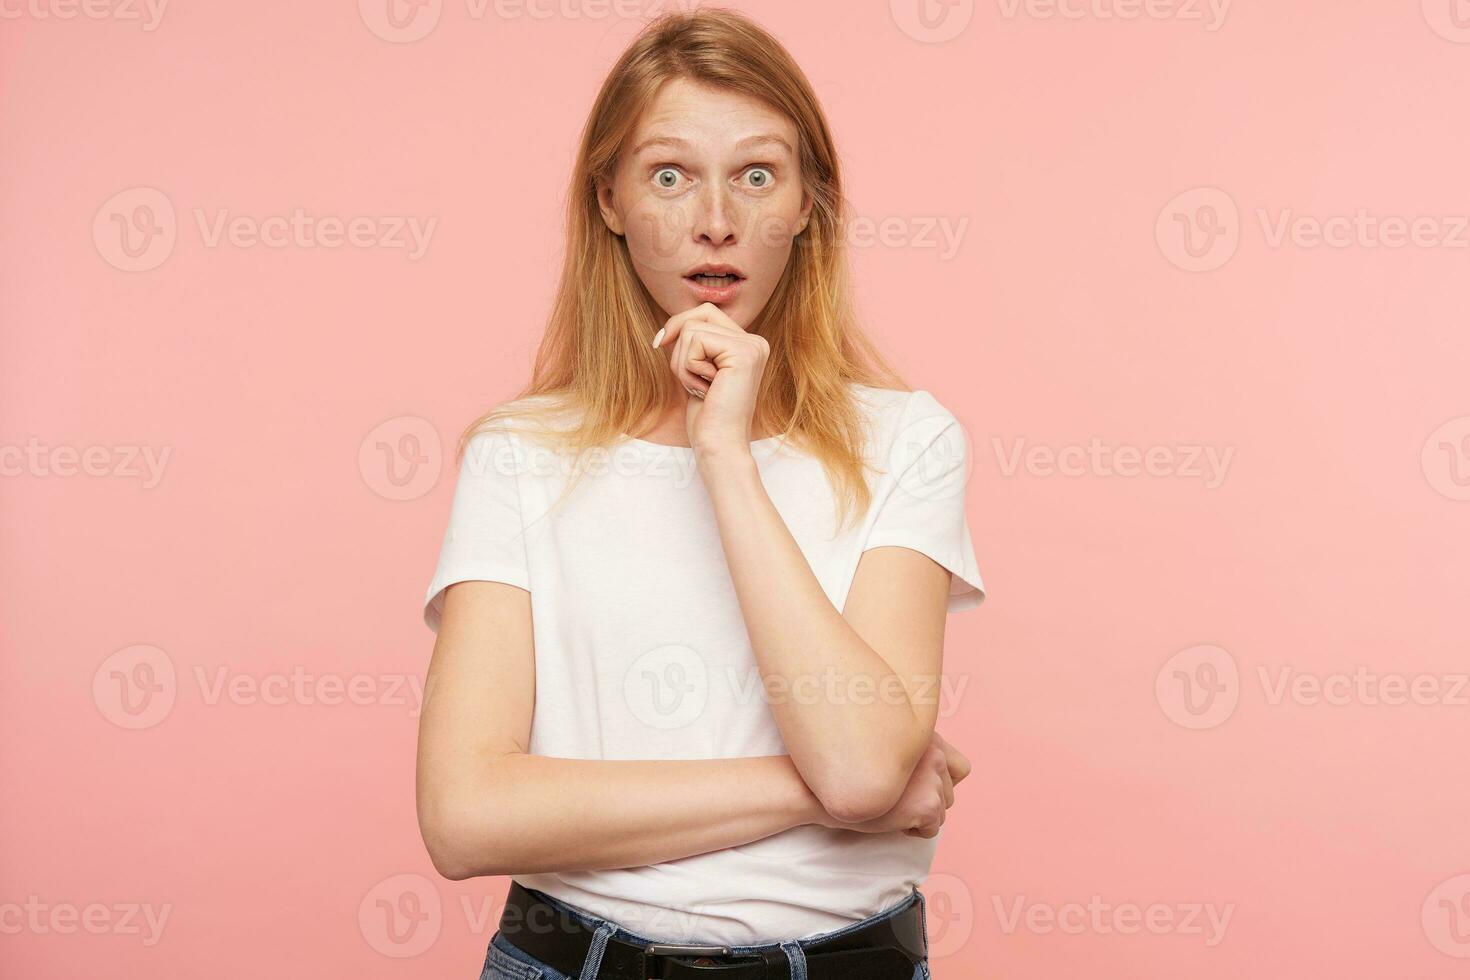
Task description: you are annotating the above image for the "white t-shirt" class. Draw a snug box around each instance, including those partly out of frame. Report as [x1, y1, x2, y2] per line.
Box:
[422, 383, 986, 945]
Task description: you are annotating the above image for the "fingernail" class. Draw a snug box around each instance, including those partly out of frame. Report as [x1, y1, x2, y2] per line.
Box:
[652, 327, 665, 348]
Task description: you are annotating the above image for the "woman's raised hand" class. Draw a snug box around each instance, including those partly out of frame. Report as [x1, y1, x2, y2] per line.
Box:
[651, 301, 769, 456]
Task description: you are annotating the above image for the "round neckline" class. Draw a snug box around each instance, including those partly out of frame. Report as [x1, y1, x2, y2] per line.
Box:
[619, 432, 788, 457]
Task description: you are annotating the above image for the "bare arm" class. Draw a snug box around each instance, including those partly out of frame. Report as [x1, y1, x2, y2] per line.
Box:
[697, 448, 953, 825]
[415, 579, 831, 881]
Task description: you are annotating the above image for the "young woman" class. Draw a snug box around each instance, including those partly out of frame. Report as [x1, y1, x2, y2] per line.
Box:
[416, 9, 987, 979]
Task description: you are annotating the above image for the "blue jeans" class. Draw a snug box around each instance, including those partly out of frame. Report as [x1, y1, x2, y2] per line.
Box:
[480, 885, 933, 980]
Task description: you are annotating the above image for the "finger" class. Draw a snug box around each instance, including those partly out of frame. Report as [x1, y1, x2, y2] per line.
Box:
[683, 332, 721, 384]
[669, 324, 708, 395]
[934, 732, 971, 785]
[675, 326, 738, 394]
[655, 303, 742, 350]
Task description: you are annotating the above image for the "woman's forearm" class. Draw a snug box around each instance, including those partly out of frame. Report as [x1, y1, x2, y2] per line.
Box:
[429, 752, 830, 880]
[695, 449, 928, 822]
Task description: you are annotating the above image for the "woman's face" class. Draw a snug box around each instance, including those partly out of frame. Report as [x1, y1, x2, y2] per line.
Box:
[596, 77, 813, 328]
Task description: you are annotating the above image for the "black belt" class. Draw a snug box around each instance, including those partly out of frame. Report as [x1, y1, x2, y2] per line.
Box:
[495, 881, 926, 980]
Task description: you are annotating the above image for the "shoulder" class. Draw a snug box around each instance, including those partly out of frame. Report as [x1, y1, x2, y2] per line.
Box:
[845, 383, 969, 486]
[847, 382, 960, 444]
[466, 393, 578, 447]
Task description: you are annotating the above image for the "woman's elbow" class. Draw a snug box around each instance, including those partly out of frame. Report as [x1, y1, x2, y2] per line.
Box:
[418, 793, 501, 881]
[812, 765, 907, 825]
[811, 735, 928, 824]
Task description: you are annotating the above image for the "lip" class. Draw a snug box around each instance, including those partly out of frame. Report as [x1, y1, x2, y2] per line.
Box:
[684, 264, 746, 305]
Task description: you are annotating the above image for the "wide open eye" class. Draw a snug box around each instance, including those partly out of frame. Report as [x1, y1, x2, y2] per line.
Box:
[745, 166, 775, 189]
[653, 167, 682, 189]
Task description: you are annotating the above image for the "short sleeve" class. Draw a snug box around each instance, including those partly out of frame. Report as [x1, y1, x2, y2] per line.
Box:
[422, 428, 531, 633]
[860, 390, 987, 613]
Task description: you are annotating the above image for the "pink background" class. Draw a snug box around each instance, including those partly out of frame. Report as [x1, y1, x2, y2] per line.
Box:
[4, 1, 1469, 977]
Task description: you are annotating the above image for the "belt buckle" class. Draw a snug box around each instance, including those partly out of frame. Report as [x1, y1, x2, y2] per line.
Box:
[644, 942, 734, 978]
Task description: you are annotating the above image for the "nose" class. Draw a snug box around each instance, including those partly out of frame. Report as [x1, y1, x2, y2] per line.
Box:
[691, 183, 738, 246]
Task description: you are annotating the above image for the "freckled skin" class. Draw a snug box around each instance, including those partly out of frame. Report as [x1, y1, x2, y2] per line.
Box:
[595, 76, 814, 327]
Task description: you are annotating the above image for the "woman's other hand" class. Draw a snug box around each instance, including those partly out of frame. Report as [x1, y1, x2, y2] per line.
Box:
[817, 731, 971, 838]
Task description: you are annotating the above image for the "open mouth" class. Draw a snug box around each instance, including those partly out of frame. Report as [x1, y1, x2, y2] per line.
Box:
[686, 272, 744, 286]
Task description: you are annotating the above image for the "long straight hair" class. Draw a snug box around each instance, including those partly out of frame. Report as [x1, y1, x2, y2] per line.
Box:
[460, 5, 910, 533]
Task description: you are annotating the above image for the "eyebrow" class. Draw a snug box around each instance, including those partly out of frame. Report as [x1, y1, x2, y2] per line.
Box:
[630, 134, 794, 157]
